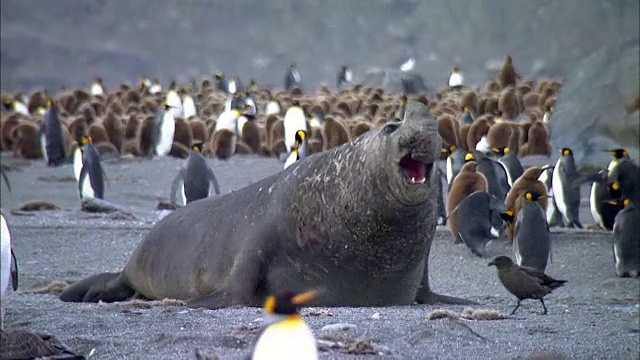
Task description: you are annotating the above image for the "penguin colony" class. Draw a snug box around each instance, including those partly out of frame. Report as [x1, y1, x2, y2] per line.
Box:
[0, 56, 638, 357]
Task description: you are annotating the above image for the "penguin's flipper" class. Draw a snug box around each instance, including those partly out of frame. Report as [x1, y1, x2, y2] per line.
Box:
[1, 167, 11, 191]
[207, 167, 221, 195]
[10, 248, 18, 291]
[169, 170, 185, 206]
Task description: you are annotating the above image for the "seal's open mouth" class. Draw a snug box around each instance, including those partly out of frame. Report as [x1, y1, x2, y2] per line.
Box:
[399, 154, 431, 184]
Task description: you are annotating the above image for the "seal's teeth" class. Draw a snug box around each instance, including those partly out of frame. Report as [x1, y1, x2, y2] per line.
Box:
[411, 177, 416, 184]
[418, 177, 426, 184]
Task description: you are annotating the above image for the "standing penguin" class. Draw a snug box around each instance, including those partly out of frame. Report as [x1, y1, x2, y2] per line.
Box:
[608, 158, 639, 206]
[605, 148, 629, 172]
[214, 71, 228, 93]
[73, 135, 91, 182]
[90, 77, 105, 96]
[284, 62, 302, 91]
[170, 142, 221, 207]
[448, 66, 464, 90]
[446, 161, 489, 244]
[165, 81, 183, 118]
[588, 170, 619, 231]
[250, 290, 318, 360]
[444, 144, 466, 190]
[154, 104, 176, 157]
[78, 137, 105, 200]
[449, 191, 507, 257]
[610, 198, 640, 278]
[336, 65, 353, 89]
[284, 130, 308, 169]
[264, 94, 281, 116]
[283, 101, 308, 153]
[181, 86, 198, 119]
[1, 213, 18, 299]
[509, 191, 552, 272]
[227, 74, 244, 94]
[492, 146, 523, 187]
[39, 99, 67, 166]
[538, 165, 564, 227]
[551, 148, 583, 228]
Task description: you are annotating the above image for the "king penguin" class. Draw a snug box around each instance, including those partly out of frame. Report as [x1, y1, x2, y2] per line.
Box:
[284, 130, 308, 169]
[90, 77, 105, 96]
[154, 103, 176, 157]
[607, 158, 639, 206]
[284, 62, 302, 91]
[228, 74, 244, 94]
[264, 94, 281, 116]
[181, 86, 198, 119]
[250, 290, 318, 360]
[511, 191, 552, 272]
[283, 101, 308, 153]
[538, 164, 564, 227]
[449, 191, 507, 257]
[214, 71, 228, 93]
[492, 146, 524, 186]
[149, 78, 162, 94]
[170, 142, 221, 206]
[551, 148, 583, 228]
[165, 81, 183, 118]
[588, 170, 618, 231]
[448, 66, 464, 90]
[610, 198, 640, 278]
[73, 135, 91, 182]
[465, 150, 511, 202]
[1, 213, 18, 299]
[39, 99, 67, 166]
[444, 144, 465, 190]
[336, 65, 353, 89]
[605, 148, 630, 173]
[77, 137, 105, 200]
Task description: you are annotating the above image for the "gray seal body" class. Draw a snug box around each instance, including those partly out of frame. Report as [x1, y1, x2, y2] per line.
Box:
[60, 101, 473, 308]
[514, 199, 551, 272]
[452, 191, 506, 257]
[612, 201, 640, 278]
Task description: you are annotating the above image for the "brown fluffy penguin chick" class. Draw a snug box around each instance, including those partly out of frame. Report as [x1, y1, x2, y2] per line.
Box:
[235, 140, 253, 155]
[446, 161, 489, 244]
[121, 138, 141, 157]
[437, 115, 458, 149]
[124, 114, 140, 140]
[241, 121, 261, 153]
[351, 121, 373, 138]
[487, 122, 515, 150]
[466, 118, 491, 151]
[503, 167, 548, 240]
[61, 124, 75, 158]
[88, 123, 110, 144]
[102, 112, 124, 152]
[518, 121, 551, 157]
[189, 118, 208, 143]
[137, 115, 157, 157]
[458, 125, 471, 152]
[1, 114, 20, 150]
[94, 140, 119, 157]
[270, 137, 287, 157]
[498, 87, 519, 120]
[210, 129, 236, 160]
[460, 91, 479, 115]
[269, 119, 285, 150]
[169, 141, 190, 158]
[173, 117, 193, 150]
[307, 139, 323, 154]
[322, 117, 350, 151]
[11, 122, 42, 159]
[484, 97, 499, 115]
[507, 125, 521, 156]
[68, 117, 89, 143]
[498, 55, 520, 89]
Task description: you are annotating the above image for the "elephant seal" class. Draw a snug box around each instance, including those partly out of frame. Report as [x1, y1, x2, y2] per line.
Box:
[60, 101, 473, 308]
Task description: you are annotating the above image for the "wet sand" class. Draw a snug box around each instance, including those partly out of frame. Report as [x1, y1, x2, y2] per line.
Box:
[1, 153, 638, 359]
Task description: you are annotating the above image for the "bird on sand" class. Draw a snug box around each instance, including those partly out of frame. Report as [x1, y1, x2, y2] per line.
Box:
[488, 256, 566, 315]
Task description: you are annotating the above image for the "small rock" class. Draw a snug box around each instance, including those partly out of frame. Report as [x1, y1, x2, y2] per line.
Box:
[320, 323, 357, 332]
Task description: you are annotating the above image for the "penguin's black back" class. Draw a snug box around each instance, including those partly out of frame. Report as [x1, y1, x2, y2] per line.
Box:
[42, 105, 66, 166]
[184, 150, 215, 203]
[500, 152, 524, 183]
[81, 143, 105, 199]
[515, 199, 550, 272]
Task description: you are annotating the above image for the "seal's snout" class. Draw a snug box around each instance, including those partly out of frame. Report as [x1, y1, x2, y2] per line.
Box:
[399, 154, 431, 184]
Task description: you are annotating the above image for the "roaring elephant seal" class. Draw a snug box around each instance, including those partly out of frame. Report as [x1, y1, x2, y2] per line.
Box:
[60, 101, 474, 308]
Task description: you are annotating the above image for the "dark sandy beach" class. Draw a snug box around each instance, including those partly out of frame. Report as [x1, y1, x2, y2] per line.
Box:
[0, 153, 638, 360]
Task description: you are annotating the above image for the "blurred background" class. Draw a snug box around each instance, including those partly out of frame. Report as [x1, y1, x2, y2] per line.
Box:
[1, 0, 638, 165]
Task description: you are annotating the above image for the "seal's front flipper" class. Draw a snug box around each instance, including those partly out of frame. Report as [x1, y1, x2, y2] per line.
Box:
[59, 272, 133, 303]
[186, 290, 234, 310]
[415, 288, 478, 305]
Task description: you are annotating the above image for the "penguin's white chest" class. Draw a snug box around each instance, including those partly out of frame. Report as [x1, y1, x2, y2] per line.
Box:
[182, 95, 197, 119]
[446, 156, 454, 185]
[156, 113, 176, 156]
[40, 133, 48, 163]
[252, 321, 317, 360]
[551, 159, 568, 220]
[13, 101, 29, 115]
[1, 215, 12, 298]
[237, 116, 248, 137]
[283, 107, 307, 152]
[166, 91, 183, 118]
[543, 111, 551, 123]
[228, 81, 237, 94]
[345, 69, 353, 82]
[284, 151, 298, 169]
[475, 136, 490, 154]
[73, 147, 83, 181]
[215, 110, 239, 134]
[265, 101, 280, 116]
[80, 171, 95, 199]
[449, 72, 463, 87]
[589, 182, 603, 229]
[292, 70, 301, 83]
[91, 83, 104, 96]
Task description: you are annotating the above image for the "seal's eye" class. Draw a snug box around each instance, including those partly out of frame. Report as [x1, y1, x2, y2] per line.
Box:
[383, 123, 400, 134]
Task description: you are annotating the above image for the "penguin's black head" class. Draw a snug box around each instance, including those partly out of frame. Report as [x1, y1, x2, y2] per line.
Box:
[161, 103, 171, 111]
[81, 136, 92, 146]
[192, 142, 204, 153]
[524, 190, 545, 202]
[264, 290, 317, 315]
[607, 148, 628, 159]
[499, 209, 514, 223]
[491, 147, 508, 156]
[215, 71, 224, 79]
[294, 130, 307, 150]
[289, 61, 297, 69]
[452, 66, 461, 72]
[400, 94, 408, 105]
[606, 198, 629, 208]
[561, 148, 572, 156]
[94, 77, 103, 84]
